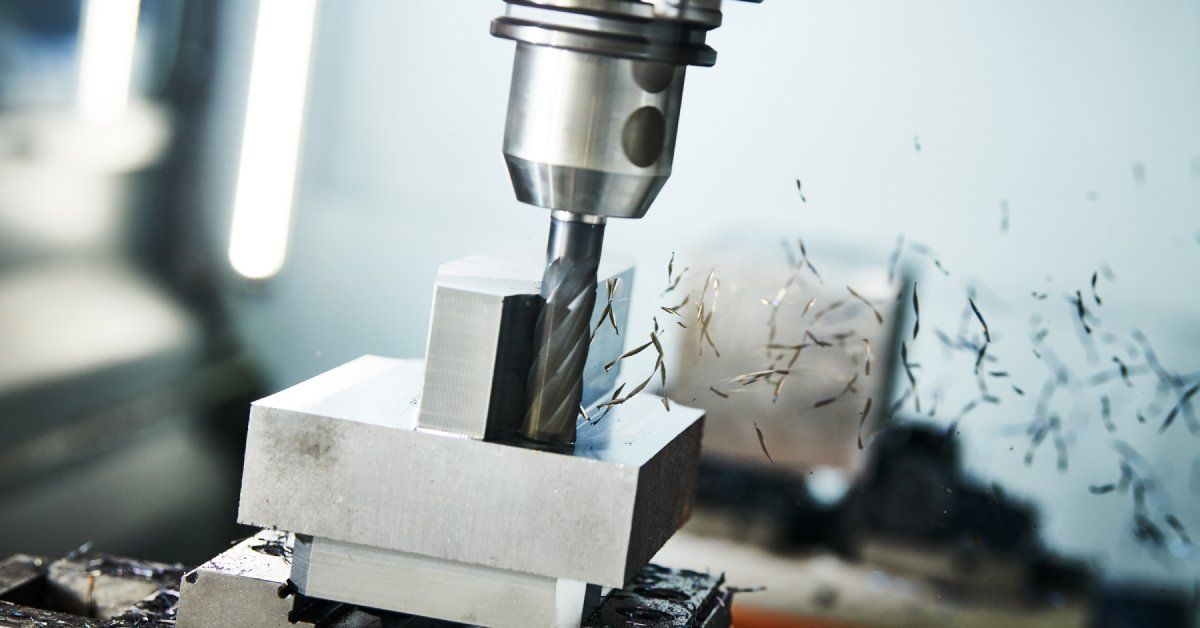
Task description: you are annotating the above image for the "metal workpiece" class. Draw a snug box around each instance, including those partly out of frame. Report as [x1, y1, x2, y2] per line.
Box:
[177, 531, 425, 628]
[292, 536, 595, 628]
[418, 249, 632, 440]
[238, 356, 703, 587]
[172, 531, 730, 628]
[522, 212, 606, 450]
[177, 531, 299, 628]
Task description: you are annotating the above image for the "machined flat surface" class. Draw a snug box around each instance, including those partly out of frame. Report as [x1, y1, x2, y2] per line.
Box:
[238, 356, 702, 587]
[293, 536, 589, 628]
[176, 530, 297, 628]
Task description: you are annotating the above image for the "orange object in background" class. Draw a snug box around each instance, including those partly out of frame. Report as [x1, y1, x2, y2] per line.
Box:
[734, 605, 859, 628]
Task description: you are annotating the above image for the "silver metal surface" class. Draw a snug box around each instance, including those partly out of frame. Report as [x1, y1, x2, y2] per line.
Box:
[238, 356, 703, 587]
[501, 43, 685, 219]
[492, 1, 725, 67]
[176, 530, 300, 628]
[522, 214, 606, 450]
[418, 250, 632, 440]
[493, 0, 756, 219]
[292, 536, 592, 628]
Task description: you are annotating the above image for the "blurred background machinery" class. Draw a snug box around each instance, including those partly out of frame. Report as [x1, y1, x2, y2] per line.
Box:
[0, 0, 256, 566]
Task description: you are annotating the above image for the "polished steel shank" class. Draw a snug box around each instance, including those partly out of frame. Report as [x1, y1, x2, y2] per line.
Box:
[503, 44, 685, 220]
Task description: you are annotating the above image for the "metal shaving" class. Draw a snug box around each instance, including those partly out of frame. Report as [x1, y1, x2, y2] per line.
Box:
[968, 297, 990, 342]
[661, 294, 689, 316]
[754, 423, 774, 464]
[910, 241, 950, 276]
[1160, 384, 1199, 433]
[912, 282, 920, 339]
[696, 270, 720, 357]
[1165, 514, 1191, 544]
[592, 277, 621, 340]
[1073, 290, 1092, 334]
[661, 253, 688, 296]
[886, 235, 905, 284]
[846, 286, 883, 325]
[604, 337, 653, 372]
[857, 397, 873, 449]
[815, 374, 858, 408]
[593, 383, 626, 423]
[901, 341, 920, 412]
[797, 238, 823, 283]
[805, 330, 832, 348]
[732, 368, 791, 386]
[811, 299, 846, 322]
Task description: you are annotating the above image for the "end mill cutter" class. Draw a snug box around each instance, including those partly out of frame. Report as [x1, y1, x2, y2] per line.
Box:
[491, 0, 757, 451]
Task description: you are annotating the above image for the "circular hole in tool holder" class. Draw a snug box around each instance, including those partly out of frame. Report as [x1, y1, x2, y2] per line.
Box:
[621, 106, 666, 167]
[633, 61, 675, 93]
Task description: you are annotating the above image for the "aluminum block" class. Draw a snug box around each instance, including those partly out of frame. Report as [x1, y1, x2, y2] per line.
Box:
[237, 355, 702, 587]
[176, 530, 298, 628]
[418, 250, 633, 439]
[292, 536, 596, 628]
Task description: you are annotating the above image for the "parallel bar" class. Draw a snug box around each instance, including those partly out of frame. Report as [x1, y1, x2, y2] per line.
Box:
[292, 536, 593, 628]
